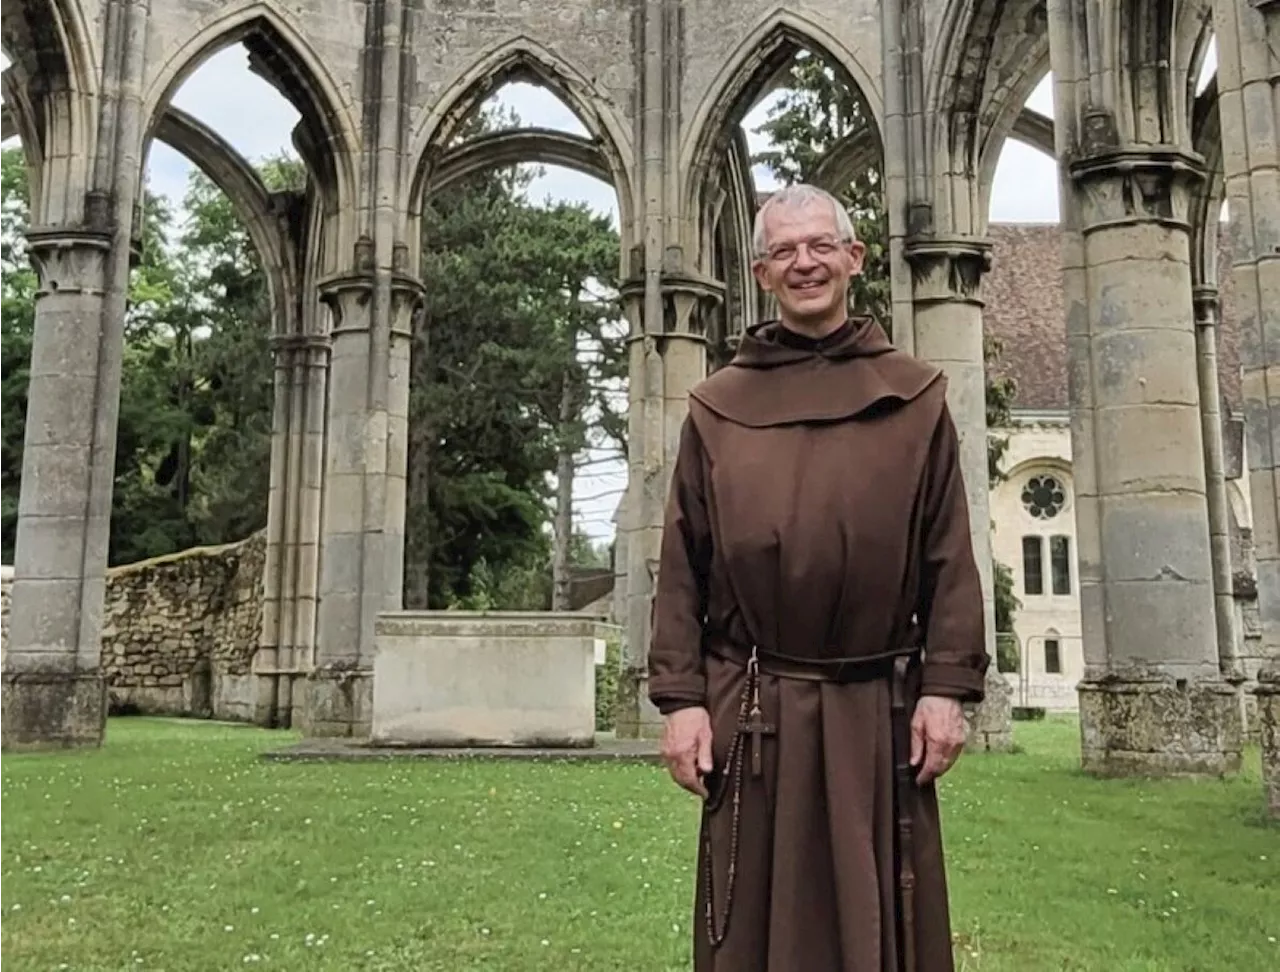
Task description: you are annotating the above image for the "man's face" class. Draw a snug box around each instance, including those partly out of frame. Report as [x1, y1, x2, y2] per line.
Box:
[751, 200, 866, 326]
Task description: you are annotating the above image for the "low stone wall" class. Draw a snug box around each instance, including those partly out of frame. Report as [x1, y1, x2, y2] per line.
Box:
[1, 533, 266, 722]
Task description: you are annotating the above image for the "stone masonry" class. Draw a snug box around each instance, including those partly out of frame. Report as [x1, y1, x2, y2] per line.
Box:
[2, 0, 1277, 814]
[2, 533, 267, 725]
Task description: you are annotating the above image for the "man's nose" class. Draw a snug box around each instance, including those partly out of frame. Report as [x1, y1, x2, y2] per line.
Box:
[792, 245, 819, 269]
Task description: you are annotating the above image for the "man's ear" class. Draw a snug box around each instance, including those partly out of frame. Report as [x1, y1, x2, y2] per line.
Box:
[751, 259, 772, 291]
[847, 241, 867, 275]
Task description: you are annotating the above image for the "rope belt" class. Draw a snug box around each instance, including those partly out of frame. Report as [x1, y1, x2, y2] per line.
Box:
[699, 641, 922, 972]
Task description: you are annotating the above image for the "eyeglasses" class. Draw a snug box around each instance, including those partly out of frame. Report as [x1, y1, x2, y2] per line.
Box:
[761, 235, 850, 264]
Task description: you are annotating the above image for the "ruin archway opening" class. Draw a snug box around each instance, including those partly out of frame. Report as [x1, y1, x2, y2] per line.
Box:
[687, 27, 886, 361]
[406, 77, 628, 615]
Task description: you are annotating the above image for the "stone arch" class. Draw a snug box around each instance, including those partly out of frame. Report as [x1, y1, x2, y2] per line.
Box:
[151, 107, 300, 339]
[1, 0, 99, 224]
[405, 35, 636, 263]
[927, 0, 1051, 232]
[1189, 76, 1222, 290]
[705, 128, 761, 367]
[680, 8, 883, 228]
[1106, 0, 1211, 147]
[139, 0, 359, 237]
[425, 128, 610, 195]
[812, 101, 1059, 219]
[1226, 479, 1250, 535]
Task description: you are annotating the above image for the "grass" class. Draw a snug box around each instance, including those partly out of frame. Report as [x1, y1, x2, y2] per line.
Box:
[1, 715, 1275, 971]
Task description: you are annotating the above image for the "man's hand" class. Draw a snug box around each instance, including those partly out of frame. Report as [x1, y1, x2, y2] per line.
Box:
[661, 706, 714, 798]
[910, 695, 967, 785]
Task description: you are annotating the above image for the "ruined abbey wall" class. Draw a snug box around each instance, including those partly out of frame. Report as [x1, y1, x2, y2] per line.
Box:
[1, 533, 265, 721]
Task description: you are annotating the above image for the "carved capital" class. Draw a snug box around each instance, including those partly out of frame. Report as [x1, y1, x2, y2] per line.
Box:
[390, 274, 427, 341]
[1068, 147, 1205, 234]
[903, 235, 993, 306]
[270, 332, 333, 355]
[24, 228, 112, 298]
[1192, 285, 1219, 329]
[618, 271, 725, 343]
[318, 273, 374, 336]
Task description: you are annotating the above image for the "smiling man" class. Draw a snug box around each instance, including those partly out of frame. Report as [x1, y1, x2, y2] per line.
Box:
[648, 183, 990, 972]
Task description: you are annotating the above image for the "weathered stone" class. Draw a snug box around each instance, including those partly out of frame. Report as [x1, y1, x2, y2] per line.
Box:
[1, 672, 107, 750]
[298, 666, 374, 739]
[1256, 671, 1280, 818]
[2, 532, 266, 723]
[1077, 675, 1243, 777]
[371, 611, 612, 748]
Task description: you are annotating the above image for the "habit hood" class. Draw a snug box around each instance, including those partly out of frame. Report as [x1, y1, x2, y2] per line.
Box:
[690, 316, 942, 427]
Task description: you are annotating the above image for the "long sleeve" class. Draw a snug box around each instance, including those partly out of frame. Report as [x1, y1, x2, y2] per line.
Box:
[647, 414, 713, 714]
[916, 403, 991, 702]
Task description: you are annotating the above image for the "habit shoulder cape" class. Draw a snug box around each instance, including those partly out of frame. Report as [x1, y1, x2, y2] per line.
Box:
[648, 316, 989, 972]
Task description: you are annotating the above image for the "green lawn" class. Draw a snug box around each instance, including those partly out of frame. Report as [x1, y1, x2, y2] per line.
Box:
[2, 716, 1275, 971]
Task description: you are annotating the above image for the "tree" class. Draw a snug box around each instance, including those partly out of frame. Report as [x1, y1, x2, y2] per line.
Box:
[496, 200, 624, 609]
[406, 103, 625, 611]
[1, 145, 296, 565]
[1, 148, 36, 561]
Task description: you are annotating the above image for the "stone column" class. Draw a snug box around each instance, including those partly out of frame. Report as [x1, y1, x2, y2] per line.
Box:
[614, 271, 721, 739]
[1192, 286, 1245, 689]
[1065, 148, 1239, 776]
[256, 332, 330, 727]
[905, 236, 1012, 752]
[2, 229, 113, 749]
[305, 252, 423, 737]
[1214, 0, 1280, 816]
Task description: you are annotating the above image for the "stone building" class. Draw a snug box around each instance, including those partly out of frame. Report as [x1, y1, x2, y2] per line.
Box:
[1, 0, 1276, 816]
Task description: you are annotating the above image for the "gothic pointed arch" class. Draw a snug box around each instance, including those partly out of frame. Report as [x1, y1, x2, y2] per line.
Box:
[139, 0, 359, 233]
[929, 0, 1050, 233]
[680, 7, 882, 228]
[426, 128, 610, 196]
[1, 0, 99, 224]
[151, 107, 303, 339]
[405, 35, 636, 258]
[705, 128, 760, 368]
[1189, 77, 1222, 290]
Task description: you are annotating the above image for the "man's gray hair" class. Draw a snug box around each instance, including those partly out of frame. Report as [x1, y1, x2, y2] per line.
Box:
[752, 183, 858, 256]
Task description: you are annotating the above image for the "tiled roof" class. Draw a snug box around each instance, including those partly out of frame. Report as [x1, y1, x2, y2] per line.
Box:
[983, 222, 1242, 415]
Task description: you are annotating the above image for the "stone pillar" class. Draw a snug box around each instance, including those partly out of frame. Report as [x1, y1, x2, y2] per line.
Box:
[256, 332, 330, 727]
[905, 236, 1012, 752]
[1192, 286, 1245, 691]
[1064, 149, 1240, 776]
[614, 272, 721, 739]
[2, 229, 113, 749]
[1214, 0, 1280, 816]
[305, 253, 423, 738]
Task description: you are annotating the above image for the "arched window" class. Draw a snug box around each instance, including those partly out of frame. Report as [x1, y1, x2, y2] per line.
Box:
[1017, 470, 1074, 597]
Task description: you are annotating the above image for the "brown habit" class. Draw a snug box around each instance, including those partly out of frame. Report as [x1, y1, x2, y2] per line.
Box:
[648, 317, 989, 972]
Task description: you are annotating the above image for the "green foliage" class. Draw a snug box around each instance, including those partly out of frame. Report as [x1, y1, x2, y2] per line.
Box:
[594, 632, 622, 731]
[2, 146, 298, 564]
[3, 717, 1276, 971]
[406, 106, 624, 610]
[1, 150, 36, 557]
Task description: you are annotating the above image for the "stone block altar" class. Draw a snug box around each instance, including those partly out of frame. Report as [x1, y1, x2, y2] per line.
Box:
[371, 611, 614, 748]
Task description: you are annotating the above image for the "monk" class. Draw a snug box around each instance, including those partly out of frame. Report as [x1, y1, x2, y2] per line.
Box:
[648, 183, 990, 972]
